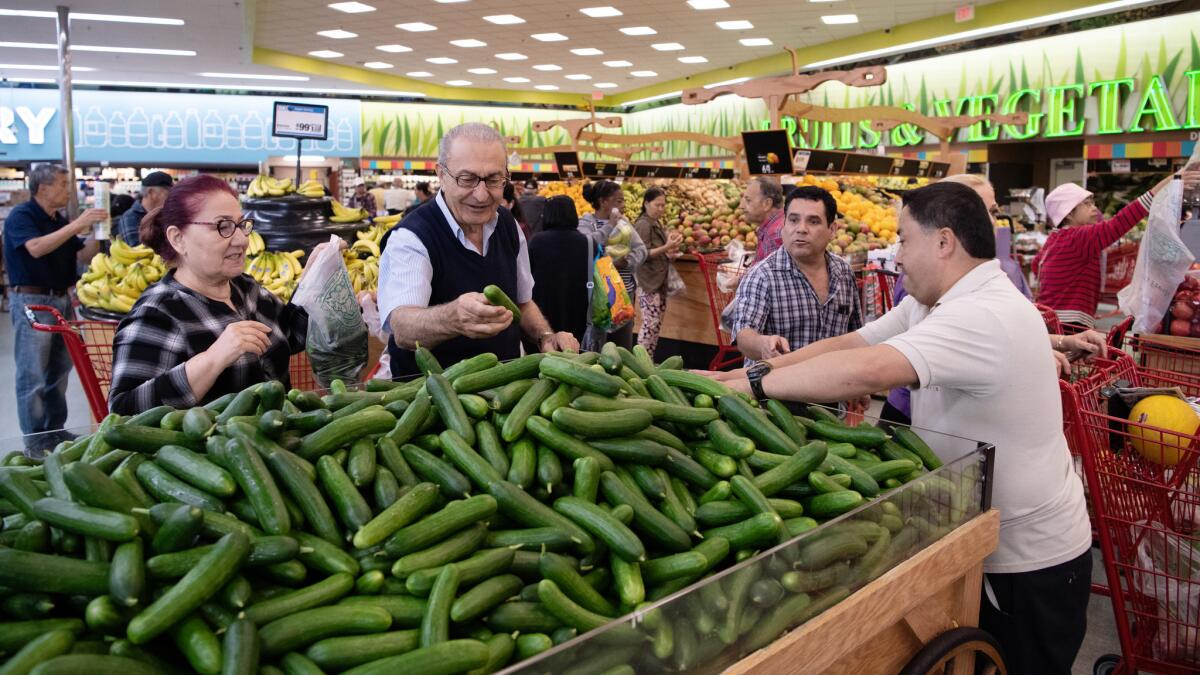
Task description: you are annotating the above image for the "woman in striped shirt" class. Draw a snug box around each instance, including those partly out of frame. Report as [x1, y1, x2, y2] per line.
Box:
[1034, 175, 1173, 329]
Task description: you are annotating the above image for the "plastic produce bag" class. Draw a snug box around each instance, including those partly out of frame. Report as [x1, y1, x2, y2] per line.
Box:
[292, 235, 368, 388]
[1134, 519, 1200, 663]
[358, 291, 389, 379]
[590, 252, 635, 331]
[1119, 150, 1198, 332]
[666, 264, 686, 298]
[605, 219, 634, 262]
[717, 239, 755, 294]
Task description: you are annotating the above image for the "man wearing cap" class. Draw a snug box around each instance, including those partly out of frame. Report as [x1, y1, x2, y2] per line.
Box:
[517, 179, 547, 234]
[1036, 175, 1173, 330]
[116, 171, 173, 246]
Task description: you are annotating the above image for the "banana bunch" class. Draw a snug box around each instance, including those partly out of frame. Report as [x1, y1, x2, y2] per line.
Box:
[330, 199, 368, 223]
[245, 249, 305, 302]
[373, 212, 402, 227]
[296, 180, 325, 198]
[247, 231, 266, 256]
[343, 250, 379, 295]
[246, 175, 295, 199]
[77, 245, 166, 314]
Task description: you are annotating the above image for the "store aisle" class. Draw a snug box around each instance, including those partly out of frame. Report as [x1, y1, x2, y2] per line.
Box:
[0, 308, 96, 455]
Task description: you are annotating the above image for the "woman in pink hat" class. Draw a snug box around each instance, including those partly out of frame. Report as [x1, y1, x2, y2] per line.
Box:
[1034, 176, 1173, 329]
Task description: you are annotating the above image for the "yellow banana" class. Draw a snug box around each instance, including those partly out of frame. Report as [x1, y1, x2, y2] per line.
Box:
[351, 238, 380, 258]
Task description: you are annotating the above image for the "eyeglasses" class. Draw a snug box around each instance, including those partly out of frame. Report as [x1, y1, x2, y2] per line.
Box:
[187, 217, 254, 238]
[439, 164, 509, 190]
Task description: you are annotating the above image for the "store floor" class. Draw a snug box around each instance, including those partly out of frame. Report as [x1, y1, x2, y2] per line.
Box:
[0, 308, 1127, 671]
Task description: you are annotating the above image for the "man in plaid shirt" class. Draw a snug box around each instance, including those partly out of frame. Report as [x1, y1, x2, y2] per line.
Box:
[732, 185, 862, 365]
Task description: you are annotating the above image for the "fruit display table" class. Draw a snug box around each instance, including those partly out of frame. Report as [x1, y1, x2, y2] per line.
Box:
[241, 195, 369, 256]
[653, 257, 721, 347]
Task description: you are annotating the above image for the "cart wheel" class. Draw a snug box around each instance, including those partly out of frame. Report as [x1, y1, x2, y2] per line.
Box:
[1092, 654, 1120, 675]
[898, 627, 1006, 675]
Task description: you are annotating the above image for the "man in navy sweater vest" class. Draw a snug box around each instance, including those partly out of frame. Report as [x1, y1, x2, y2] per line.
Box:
[378, 123, 580, 377]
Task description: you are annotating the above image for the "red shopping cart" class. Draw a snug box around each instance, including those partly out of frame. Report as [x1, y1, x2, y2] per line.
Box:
[694, 253, 748, 371]
[25, 305, 337, 423]
[1113, 331, 1200, 397]
[856, 268, 898, 322]
[1036, 303, 1064, 336]
[1062, 352, 1200, 674]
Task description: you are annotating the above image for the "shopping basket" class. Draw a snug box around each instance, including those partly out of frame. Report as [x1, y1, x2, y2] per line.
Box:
[1063, 352, 1200, 674]
[694, 252, 748, 371]
[25, 305, 339, 423]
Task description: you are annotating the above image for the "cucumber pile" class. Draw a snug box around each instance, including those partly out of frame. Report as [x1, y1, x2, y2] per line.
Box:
[0, 344, 964, 675]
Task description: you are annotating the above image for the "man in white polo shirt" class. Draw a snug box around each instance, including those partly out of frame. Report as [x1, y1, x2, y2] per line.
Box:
[717, 181, 1092, 674]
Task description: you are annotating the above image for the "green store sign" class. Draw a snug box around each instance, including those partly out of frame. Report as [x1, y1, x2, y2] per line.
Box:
[767, 70, 1200, 150]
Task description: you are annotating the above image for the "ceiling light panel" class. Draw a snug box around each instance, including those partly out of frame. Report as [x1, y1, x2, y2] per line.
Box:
[504, 76, 530, 83]
[375, 44, 411, 52]
[450, 39, 487, 47]
[406, 71, 433, 77]
[327, 2, 374, 13]
[317, 29, 357, 39]
[535, 84, 559, 90]
[620, 26, 657, 36]
[199, 72, 309, 80]
[821, 14, 859, 24]
[531, 33, 568, 41]
[468, 67, 497, 74]
[565, 73, 592, 80]
[571, 48, 603, 56]
[580, 7, 623, 17]
[678, 55, 708, 63]
[687, 0, 729, 8]
[603, 60, 632, 67]
[740, 37, 772, 46]
[495, 52, 527, 60]
[651, 43, 684, 51]
[397, 22, 436, 31]
[533, 64, 562, 71]
[716, 20, 753, 29]
[308, 50, 343, 58]
[446, 79, 471, 85]
[426, 57, 458, 64]
[594, 82, 618, 88]
[483, 14, 524, 24]
[362, 61, 392, 69]
[631, 70, 657, 77]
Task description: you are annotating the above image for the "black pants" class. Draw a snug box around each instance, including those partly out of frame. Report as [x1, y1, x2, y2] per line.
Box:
[979, 550, 1092, 675]
[878, 399, 911, 428]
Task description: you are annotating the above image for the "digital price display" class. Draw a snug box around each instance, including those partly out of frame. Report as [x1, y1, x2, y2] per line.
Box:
[272, 102, 330, 140]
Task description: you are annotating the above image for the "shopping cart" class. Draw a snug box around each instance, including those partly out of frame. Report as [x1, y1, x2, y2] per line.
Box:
[1036, 303, 1064, 336]
[857, 268, 898, 322]
[1114, 331, 1200, 397]
[694, 252, 748, 371]
[25, 305, 332, 423]
[1100, 242, 1139, 306]
[1062, 352, 1200, 674]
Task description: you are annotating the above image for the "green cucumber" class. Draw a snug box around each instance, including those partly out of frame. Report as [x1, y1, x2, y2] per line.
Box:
[127, 531, 250, 644]
[753, 440, 828, 497]
[317, 455, 372, 533]
[539, 356, 627, 397]
[440, 430, 503, 490]
[406, 548, 515, 596]
[506, 438, 536, 489]
[628, 464, 667, 500]
[635, 425, 689, 453]
[491, 379, 535, 413]
[474, 420, 509, 477]
[338, 595, 427, 627]
[226, 438, 290, 535]
[809, 470, 847, 494]
[454, 355, 544, 396]
[339, 639, 488, 675]
[487, 481, 594, 556]
[457, 394, 491, 419]
[806, 491, 866, 518]
[108, 538, 145, 607]
[420, 563, 459, 647]
[0, 629, 76, 674]
[765, 399, 807, 443]
[718, 395, 801, 456]
[220, 619, 259, 675]
[535, 580, 640, 643]
[780, 561, 850, 593]
[550, 408, 653, 439]
[701, 512, 783, 550]
[242, 572, 355, 625]
[32, 498, 138, 541]
[538, 382, 576, 418]
[537, 445, 564, 494]
[892, 427, 942, 470]
[598, 472, 691, 553]
[611, 552, 645, 607]
[706, 420, 756, 458]
[525, 416, 614, 471]
[377, 438, 419, 488]
[134, 461, 224, 512]
[155, 445, 236, 497]
[449, 574, 523, 623]
[553, 496, 646, 562]
[537, 553, 617, 617]
[809, 420, 888, 448]
[347, 438, 378, 487]
[443, 353, 502, 384]
[385, 393, 431, 447]
[383, 495, 498, 558]
[2, 593, 56, 620]
[693, 446, 738, 478]
[259, 605, 392, 657]
[305, 629, 421, 671]
[169, 613, 221, 675]
[864, 459, 917, 483]
[401, 444, 472, 498]
[662, 447, 719, 490]
[502, 379, 556, 442]
[215, 387, 259, 424]
[821, 454, 881, 497]
[483, 285, 521, 322]
[794, 530, 870, 570]
[586, 438, 668, 466]
[573, 457, 601, 503]
[642, 551, 707, 585]
[486, 602, 562, 633]
[426, 374, 475, 445]
[264, 448, 341, 546]
[879, 439, 922, 466]
[286, 409, 332, 434]
[0, 469, 44, 518]
[298, 407, 396, 460]
[354, 482, 438, 549]
[413, 346, 443, 375]
[655, 369, 734, 398]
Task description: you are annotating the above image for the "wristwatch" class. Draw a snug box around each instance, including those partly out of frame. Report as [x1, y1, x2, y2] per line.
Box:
[746, 361, 773, 403]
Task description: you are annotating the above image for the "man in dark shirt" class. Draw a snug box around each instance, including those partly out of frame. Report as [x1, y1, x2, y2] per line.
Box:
[3, 164, 107, 454]
[115, 171, 173, 246]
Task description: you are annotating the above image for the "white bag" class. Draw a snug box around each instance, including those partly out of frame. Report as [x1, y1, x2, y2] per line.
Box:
[717, 239, 755, 294]
[665, 265, 686, 298]
[292, 236, 368, 388]
[357, 291, 390, 379]
[1119, 156, 1196, 332]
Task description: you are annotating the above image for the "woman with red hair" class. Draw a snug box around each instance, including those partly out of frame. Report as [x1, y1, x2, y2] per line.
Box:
[108, 175, 332, 414]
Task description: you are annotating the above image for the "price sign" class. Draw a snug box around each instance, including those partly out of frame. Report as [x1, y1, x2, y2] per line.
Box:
[915, 161, 932, 177]
[272, 102, 329, 140]
[792, 150, 812, 174]
[583, 162, 631, 178]
[742, 129, 794, 175]
[555, 152, 583, 180]
[682, 167, 713, 179]
[806, 151, 845, 174]
[632, 165, 684, 178]
[928, 162, 950, 178]
[1112, 159, 1132, 174]
[716, 169, 737, 180]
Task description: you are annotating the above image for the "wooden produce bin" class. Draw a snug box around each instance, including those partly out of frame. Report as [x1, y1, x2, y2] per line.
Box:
[728, 509, 999, 675]
[656, 257, 721, 347]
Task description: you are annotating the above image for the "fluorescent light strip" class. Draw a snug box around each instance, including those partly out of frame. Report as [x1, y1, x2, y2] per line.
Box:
[427, 57, 458, 64]
[504, 76, 530, 83]
[327, 2, 375, 12]
[199, 72, 309, 81]
[533, 64, 562, 71]
[0, 9, 183, 25]
[0, 41, 196, 55]
[20, 78, 425, 97]
[468, 67, 497, 74]
[806, 0, 1164, 68]
[623, 90, 680, 105]
[603, 60, 632, 67]
[446, 80, 471, 86]
[631, 70, 657, 77]
[0, 63, 95, 71]
[565, 73, 592, 80]
[535, 84, 559, 90]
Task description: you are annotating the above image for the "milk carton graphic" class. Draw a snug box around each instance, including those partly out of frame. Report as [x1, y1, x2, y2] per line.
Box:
[163, 111, 185, 149]
[335, 118, 353, 152]
[184, 110, 202, 150]
[126, 107, 150, 149]
[82, 107, 105, 148]
[243, 111, 266, 150]
[202, 110, 223, 150]
[225, 113, 244, 150]
[73, 109, 85, 148]
[108, 111, 128, 148]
